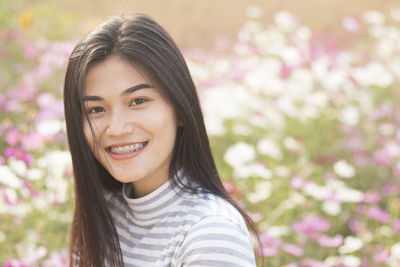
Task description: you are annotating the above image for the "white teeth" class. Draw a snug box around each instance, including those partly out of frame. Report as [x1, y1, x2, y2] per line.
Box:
[109, 142, 146, 154]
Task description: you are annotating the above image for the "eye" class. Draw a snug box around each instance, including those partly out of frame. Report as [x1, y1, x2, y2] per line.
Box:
[87, 106, 105, 114]
[129, 98, 149, 106]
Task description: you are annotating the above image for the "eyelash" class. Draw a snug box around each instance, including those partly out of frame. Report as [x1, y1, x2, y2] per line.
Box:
[86, 98, 149, 114]
[87, 107, 105, 114]
[129, 98, 149, 106]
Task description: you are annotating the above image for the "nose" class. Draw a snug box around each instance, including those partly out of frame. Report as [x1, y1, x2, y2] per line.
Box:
[105, 109, 134, 137]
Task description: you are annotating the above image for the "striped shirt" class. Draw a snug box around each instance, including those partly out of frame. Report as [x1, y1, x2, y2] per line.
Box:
[105, 177, 257, 267]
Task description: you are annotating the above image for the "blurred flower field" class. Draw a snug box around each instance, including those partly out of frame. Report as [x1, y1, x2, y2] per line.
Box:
[1, 6, 400, 267]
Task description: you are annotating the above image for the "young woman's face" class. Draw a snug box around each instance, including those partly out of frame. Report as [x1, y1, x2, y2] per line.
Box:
[83, 56, 178, 197]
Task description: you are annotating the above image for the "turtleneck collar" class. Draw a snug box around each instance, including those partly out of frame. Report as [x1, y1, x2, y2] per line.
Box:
[121, 176, 186, 226]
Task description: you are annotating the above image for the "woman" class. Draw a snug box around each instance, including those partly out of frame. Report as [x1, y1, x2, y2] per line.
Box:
[64, 13, 259, 266]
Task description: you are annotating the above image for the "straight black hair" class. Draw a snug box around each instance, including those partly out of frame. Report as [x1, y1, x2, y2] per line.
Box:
[64, 13, 260, 266]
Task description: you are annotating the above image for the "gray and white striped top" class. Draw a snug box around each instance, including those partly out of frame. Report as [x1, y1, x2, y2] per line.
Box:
[105, 177, 257, 267]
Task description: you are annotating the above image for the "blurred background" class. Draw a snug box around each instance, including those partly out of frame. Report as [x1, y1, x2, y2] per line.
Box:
[1, 0, 400, 266]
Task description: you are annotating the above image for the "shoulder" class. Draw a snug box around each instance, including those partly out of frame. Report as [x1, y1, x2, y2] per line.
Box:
[176, 214, 256, 267]
[179, 192, 247, 230]
[175, 193, 256, 267]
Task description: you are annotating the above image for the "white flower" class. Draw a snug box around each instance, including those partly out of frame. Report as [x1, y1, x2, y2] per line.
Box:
[363, 10, 385, 25]
[379, 123, 395, 136]
[342, 17, 360, 32]
[325, 256, 341, 266]
[303, 182, 328, 200]
[36, 119, 63, 135]
[27, 168, 44, 181]
[390, 242, 400, 261]
[277, 97, 298, 118]
[391, 8, 400, 21]
[378, 225, 393, 237]
[38, 150, 71, 177]
[288, 69, 314, 97]
[38, 151, 71, 204]
[246, 5, 263, 18]
[339, 106, 359, 126]
[377, 39, 397, 57]
[8, 159, 27, 177]
[0, 166, 22, 188]
[352, 62, 394, 88]
[247, 181, 271, 203]
[233, 162, 272, 179]
[334, 160, 355, 178]
[274, 11, 298, 31]
[204, 116, 226, 136]
[321, 69, 348, 92]
[306, 92, 328, 108]
[322, 201, 341, 216]
[286, 192, 306, 207]
[201, 84, 250, 120]
[283, 137, 302, 152]
[336, 186, 364, 203]
[267, 225, 290, 237]
[294, 26, 311, 44]
[224, 142, 255, 167]
[243, 58, 283, 95]
[45, 175, 69, 203]
[257, 138, 282, 160]
[4, 188, 17, 203]
[280, 47, 302, 65]
[341, 255, 361, 267]
[339, 236, 363, 254]
[232, 123, 253, 136]
[274, 166, 290, 177]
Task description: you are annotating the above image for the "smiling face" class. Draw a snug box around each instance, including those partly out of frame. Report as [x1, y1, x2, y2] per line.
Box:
[83, 55, 178, 197]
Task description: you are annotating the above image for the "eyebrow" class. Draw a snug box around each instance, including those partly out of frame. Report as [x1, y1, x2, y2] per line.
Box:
[83, 83, 153, 101]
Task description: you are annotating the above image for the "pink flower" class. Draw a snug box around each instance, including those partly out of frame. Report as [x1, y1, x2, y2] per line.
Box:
[5, 127, 19, 146]
[349, 219, 365, 234]
[23, 181, 39, 198]
[7, 84, 36, 102]
[292, 216, 330, 240]
[392, 219, 400, 234]
[3, 191, 17, 206]
[4, 147, 33, 165]
[342, 16, 360, 33]
[299, 258, 327, 267]
[22, 42, 39, 59]
[362, 192, 381, 204]
[282, 243, 304, 257]
[256, 233, 282, 257]
[367, 206, 390, 223]
[373, 150, 391, 167]
[280, 64, 294, 79]
[43, 250, 69, 267]
[374, 248, 390, 264]
[383, 181, 400, 196]
[291, 176, 307, 189]
[352, 150, 369, 166]
[318, 234, 343, 248]
[21, 132, 44, 150]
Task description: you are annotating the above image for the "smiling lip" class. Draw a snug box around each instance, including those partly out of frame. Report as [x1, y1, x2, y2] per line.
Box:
[106, 141, 148, 160]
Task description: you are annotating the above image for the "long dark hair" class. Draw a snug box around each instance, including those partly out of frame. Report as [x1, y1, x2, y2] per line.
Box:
[64, 14, 260, 266]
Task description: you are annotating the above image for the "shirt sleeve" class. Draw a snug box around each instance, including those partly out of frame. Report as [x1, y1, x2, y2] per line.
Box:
[176, 215, 257, 267]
